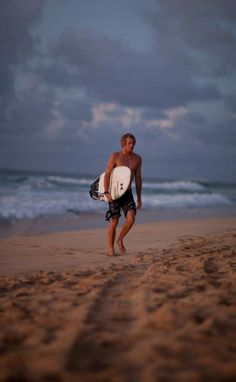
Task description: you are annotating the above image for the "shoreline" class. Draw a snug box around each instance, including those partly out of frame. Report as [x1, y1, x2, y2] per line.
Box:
[1, 204, 236, 239]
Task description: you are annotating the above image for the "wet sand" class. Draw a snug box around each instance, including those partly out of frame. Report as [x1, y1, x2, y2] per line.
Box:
[0, 217, 236, 381]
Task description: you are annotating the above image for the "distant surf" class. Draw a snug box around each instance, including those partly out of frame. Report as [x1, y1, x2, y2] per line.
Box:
[0, 169, 235, 222]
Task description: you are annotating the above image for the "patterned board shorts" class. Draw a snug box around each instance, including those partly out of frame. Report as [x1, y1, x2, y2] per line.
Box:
[105, 189, 136, 221]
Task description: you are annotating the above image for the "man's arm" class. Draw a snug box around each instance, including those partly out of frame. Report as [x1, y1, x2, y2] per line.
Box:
[135, 156, 142, 209]
[104, 153, 116, 202]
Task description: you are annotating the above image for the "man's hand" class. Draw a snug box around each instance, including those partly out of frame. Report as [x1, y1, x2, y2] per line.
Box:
[137, 199, 142, 209]
[105, 192, 113, 203]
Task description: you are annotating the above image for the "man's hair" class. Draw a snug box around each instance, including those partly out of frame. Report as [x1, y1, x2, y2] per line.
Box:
[121, 133, 136, 147]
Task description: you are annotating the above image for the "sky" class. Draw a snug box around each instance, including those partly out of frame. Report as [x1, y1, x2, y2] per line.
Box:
[0, 0, 236, 181]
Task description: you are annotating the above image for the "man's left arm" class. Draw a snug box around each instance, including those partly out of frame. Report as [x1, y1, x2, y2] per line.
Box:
[135, 156, 142, 209]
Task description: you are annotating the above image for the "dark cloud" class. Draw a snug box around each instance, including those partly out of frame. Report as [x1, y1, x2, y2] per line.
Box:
[171, 111, 236, 147]
[0, 2, 93, 143]
[41, 26, 220, 109]
[0, 0, 45, 136]
[0, 1, 44, 98]
[145, 0, 236, 76]
[0, 89, 53, 134]
[0, 87, 94, 146]
[225, 94, 236, 113]
[61, 99, 92, 122]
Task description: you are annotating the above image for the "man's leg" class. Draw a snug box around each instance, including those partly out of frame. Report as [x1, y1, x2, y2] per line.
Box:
[108, 217, 119, 256]
[117, 210, 135, 254]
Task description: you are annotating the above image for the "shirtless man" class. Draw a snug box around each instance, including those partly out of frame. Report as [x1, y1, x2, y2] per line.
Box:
[104, 133, 142, 256]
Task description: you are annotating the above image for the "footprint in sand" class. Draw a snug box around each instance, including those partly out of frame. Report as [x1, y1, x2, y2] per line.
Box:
[218, 298, 231, 306]
[42, 330, 57, 344]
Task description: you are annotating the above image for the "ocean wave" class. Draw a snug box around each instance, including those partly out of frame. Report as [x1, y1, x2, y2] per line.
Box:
[0, 191, 104, 219]
[0, 190, 233, 220]
[47, 176, 93, 187]
[143, 180, 205, 192]
[0, 171, 235, 220]
[0, 174, 93, 191]
[142, 192, 232, 209]
[0, 175, 28, 184]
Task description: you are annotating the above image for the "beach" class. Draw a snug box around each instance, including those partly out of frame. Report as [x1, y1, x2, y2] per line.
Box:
[1, 217, 236, 382]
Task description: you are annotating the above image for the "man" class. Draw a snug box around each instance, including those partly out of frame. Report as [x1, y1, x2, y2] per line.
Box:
[104, 133, 142, 256]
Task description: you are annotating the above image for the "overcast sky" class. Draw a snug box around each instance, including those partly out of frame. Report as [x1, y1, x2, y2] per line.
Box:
[0, 0, 236, 181]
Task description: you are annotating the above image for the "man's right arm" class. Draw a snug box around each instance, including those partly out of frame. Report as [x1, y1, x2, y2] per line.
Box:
[104, 153, 116, 202]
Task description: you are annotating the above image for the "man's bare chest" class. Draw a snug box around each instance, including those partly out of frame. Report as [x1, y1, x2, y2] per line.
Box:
[115, 155, 138, 172]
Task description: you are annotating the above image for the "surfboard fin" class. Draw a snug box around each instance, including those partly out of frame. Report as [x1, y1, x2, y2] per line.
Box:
[89, 177, 100, 200]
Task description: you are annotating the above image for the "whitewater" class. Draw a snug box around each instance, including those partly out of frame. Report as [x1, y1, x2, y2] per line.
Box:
[0, 169, 235, 221]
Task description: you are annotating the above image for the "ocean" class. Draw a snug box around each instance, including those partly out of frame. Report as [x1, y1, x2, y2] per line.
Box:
[1, 168, 236, 236]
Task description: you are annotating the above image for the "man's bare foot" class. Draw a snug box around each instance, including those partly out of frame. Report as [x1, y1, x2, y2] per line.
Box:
[116, 239, 126, 254]
[107, 248, 117, 257]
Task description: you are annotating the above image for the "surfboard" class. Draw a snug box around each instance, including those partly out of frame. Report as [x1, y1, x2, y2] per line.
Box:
[89, 166, 131, 201]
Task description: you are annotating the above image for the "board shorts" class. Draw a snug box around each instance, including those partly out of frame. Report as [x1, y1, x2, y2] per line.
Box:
[105, 189, 136, 222]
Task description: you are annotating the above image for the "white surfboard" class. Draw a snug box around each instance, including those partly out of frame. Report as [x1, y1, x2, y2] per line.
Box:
[89, 166, 131, 201]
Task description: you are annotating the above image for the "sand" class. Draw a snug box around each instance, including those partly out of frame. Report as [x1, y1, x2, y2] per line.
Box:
[0, 217, 236, 382]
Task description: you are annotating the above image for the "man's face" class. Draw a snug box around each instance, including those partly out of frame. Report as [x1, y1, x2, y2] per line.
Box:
[123, 138, 136, 153]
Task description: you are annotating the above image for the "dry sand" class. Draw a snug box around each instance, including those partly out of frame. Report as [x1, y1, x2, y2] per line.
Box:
[0, 217, 236, 382]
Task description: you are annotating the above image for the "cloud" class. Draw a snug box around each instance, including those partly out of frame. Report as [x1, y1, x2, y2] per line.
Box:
[168, 109, 236, 147]
[146, 106, 187, 130]
[81, 102, 142, 132]
[225, 94, 236, 113]
[0, 0, 44, 104]
[0, 88, 53, 135]
[145, 0, 236, 76]
[41, 26, 220, 109]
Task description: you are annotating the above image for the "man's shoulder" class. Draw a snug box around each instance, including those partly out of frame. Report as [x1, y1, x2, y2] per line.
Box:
[108, 151, 119, 158]
[110, 151, 120, 159]
[133, 152, 142, 162]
